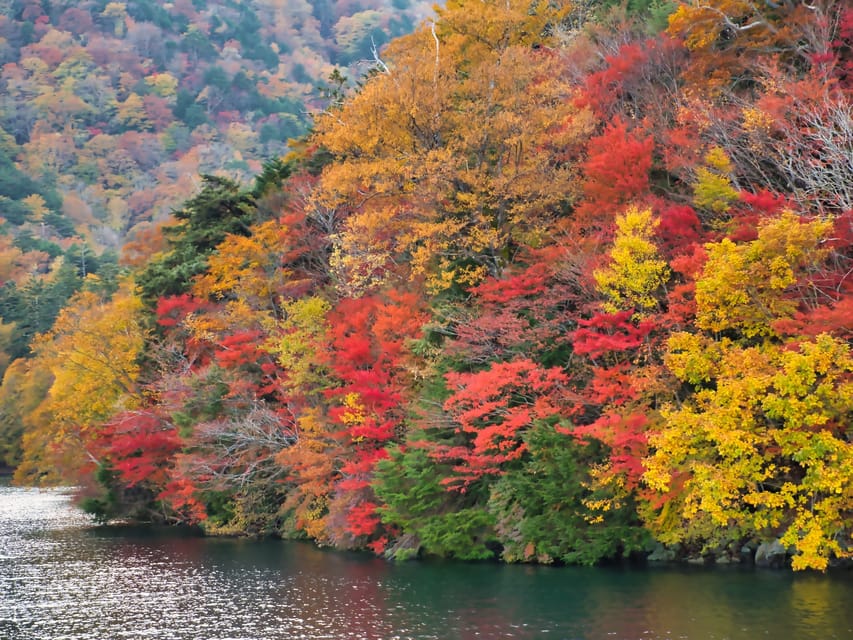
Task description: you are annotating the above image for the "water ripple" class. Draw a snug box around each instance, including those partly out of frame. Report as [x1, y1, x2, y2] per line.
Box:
[2, 486, 852, 640]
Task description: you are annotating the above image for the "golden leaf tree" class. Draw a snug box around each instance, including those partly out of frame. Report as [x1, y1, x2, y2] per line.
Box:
[313, 0, 583, 294]
[644, 213, 853, 570]
[15, 282, 148, 484]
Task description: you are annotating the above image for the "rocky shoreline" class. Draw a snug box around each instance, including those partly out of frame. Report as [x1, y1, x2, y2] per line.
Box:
[647, 539, 852, 570]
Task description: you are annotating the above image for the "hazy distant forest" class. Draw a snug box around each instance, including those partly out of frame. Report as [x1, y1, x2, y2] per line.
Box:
[0, 0, 851, 571]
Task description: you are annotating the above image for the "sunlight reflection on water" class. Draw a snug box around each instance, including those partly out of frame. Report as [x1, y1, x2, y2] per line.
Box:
[1, 486, 852, 640]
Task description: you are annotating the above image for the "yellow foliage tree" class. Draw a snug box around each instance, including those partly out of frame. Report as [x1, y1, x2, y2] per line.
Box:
[269, 296, 331, 394]
[314, 0, 583, 294]
[115, 93, 151, 130]
[693, 147, 740, 215]
[695, 211, 831, 337]
[22, 194, 48, 223]
[645, 213, 852, 570]
[0, 358, 54, 475]
[145, 72, 179, 99]
[101, 2, 128, 36]
[15, 283, 147, 484]
[647, 334, 853, 570]
[194, 222, 289, 314]
[594, 206, 670, 315]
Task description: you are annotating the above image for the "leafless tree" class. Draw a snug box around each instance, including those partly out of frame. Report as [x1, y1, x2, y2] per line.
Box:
[190, 403, 298, 490]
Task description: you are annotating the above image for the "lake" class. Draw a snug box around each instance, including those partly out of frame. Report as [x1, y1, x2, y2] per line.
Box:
[1, 485, 852, 640]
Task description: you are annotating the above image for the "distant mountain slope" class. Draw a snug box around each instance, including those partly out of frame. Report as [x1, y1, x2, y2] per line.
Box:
[0, 0, 432, 248]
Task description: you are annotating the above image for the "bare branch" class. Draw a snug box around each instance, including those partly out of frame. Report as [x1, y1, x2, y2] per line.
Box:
[370, 36, 390, 75]
[192, 403, 297, 490]
[431, 19, 440, 88]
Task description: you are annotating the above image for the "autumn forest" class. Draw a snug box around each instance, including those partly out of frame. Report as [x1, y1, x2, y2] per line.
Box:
[0, 0, 851, 572]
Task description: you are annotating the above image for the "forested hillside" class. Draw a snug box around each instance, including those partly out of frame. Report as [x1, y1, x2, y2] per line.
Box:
[0, 0, 432, 375]
[4, 0, 852, 571]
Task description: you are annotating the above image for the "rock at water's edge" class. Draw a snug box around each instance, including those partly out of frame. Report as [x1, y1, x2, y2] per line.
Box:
[754, 539, 787, 568]
[647, 543, 678, 563]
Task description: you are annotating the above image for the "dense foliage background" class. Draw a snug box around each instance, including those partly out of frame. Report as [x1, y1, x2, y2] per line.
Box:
[2, 0, 851, 571]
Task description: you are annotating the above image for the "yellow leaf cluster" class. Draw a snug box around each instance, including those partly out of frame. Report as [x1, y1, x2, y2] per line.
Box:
[594, 206, 670, 315]
[581, 462, 628, 524]
[741, 106, 773, 134]
[194, 221, 289, 306]
[648, 334, 853, 569]
[695, 211, 831, 337]
[339, 392, 366, 429]
[664, 332, 723, 385]
[693, 148, 739, 214]
[269, 296, 330, 393]
[145, 72, 179, 98]
[16, 284, 147, 483]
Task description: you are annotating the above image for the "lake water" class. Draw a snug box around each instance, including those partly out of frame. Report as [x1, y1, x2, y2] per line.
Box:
[1, 485, 852, 640]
